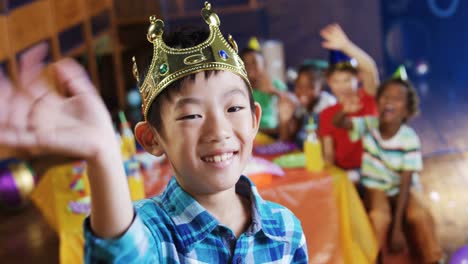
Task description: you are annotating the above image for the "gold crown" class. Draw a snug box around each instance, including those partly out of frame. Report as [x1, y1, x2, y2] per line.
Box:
[133, 1, 251, 120]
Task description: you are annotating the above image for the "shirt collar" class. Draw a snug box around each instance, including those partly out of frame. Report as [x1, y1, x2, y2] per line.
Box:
[158, 175, 285, 252]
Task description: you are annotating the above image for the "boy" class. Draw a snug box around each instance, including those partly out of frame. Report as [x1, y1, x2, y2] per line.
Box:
[0, 3, 307, 263]
[318, 23, 379, 171]
[278, 60, 336, 146]
[333, 77, 443, 263]
[241, 46, 287, 137]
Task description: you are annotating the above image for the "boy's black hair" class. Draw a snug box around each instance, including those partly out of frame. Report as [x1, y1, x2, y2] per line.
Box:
[376, 78, 420, 122]
[297, 63, 324, 84]
[325, 63, 358, 78]
[139, 26, 255, 136]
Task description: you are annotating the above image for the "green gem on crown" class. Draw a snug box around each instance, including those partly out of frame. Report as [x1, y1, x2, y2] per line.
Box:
[159, 63, 168, 75]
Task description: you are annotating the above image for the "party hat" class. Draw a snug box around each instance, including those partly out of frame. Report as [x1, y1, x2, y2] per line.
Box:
[302, 59, 329, 71]
[392, 65, 408, 81]
[247, 37, 261, 52]
[329, 50, 357, 67]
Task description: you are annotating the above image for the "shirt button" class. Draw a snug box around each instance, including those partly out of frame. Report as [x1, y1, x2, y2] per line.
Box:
[236, 257, 242, 264]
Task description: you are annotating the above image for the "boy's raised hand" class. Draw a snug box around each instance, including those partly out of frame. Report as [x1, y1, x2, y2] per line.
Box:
[320, 23, 351, 51]
[0, 45, 116, 162]
[342, 94, 362, 114]
[278, 92, 299, 123]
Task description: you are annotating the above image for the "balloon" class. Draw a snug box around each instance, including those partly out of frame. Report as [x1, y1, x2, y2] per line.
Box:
[450, 245, 468, 264]
[0, 160, 36, 210]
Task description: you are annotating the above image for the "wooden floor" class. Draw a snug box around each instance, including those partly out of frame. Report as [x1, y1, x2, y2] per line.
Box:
[0, 205, 59, 264]
[421, 152, 468, 255]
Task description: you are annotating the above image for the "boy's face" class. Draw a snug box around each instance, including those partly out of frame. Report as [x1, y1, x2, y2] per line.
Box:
[242, 52, 265, 84]
[377, 83, 408, 125]
[137, 71, 261, 196]
[294, 72, 321, 108]
[327, 70, 358, 102]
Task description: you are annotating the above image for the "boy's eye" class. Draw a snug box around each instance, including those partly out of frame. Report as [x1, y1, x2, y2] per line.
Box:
[178, 114, 202, 120]
[227, 106, 245, 113]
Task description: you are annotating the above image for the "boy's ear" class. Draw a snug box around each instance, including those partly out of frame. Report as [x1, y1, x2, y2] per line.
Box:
[134, 122, 165, 156]
[252, 102, 262, 134]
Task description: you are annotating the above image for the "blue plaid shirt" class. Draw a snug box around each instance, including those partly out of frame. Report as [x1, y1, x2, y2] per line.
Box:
[84, 176, 308, 263]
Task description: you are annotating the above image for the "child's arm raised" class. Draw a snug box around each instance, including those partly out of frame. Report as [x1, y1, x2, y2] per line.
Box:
[278, 93, 301, 141]
[0, 50, 133, 239]
[320, 23, 380, 96]
[389, 171, 412, 253]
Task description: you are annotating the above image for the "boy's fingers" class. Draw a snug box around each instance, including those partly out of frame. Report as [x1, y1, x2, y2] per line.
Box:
[18, 42, 49, 88]
[0, 74, 14, 125]
[0, 126, 93, 159]
[18, 62, 46, 89]
[54, 58, 97, 97]
[5, 94, 33, 130]
[18, 42, 49, 70]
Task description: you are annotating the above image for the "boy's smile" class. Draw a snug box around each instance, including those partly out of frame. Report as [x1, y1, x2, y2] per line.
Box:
[139, 71, 261, 196]
[201, 150, 238, 168]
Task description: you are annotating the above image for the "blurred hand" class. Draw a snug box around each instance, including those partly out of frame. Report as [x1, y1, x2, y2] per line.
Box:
[278, 92, 299, 123]
[342, 94, 362, 114]
[320, 23, 351, 51]
[0, 44, 116, 162]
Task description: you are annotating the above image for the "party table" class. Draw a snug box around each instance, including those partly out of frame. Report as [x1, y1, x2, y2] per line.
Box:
[31, 153, 378, 264]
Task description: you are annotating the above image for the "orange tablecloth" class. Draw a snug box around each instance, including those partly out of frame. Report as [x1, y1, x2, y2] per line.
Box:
[257, 166, 377, 264]
[31, 159, 377, 264]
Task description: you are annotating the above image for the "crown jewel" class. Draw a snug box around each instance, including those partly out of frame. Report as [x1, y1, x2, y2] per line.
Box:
[133, 2, 250, 120]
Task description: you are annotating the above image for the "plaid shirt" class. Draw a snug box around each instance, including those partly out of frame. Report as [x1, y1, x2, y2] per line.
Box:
[84, 176, 308, 263]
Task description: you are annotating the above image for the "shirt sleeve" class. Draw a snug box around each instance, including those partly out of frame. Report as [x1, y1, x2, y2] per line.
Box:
[272, 79, 287, 92]
[402, 134, 423, 172]
[84, 211, 160, 263]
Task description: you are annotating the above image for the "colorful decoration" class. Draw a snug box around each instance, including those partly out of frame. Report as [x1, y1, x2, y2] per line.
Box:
[254, 141, 298, 156]
[68, 196, 91, 215]
[69, 162, 87, 196]
[0, 159, 36, 210]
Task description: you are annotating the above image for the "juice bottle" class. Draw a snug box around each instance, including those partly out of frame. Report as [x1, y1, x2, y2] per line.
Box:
[304, 118, 324, 172]
[118, 111, 144, 200]
[118, 111, 137, 160]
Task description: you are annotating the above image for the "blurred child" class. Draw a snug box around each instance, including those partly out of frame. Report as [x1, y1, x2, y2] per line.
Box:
[333, 78, 443, 263]
[318, 23, 379, 170]
[241, 46, 287, 137]
[0, 3, 307, 263]
[278, 60, 336, 146]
